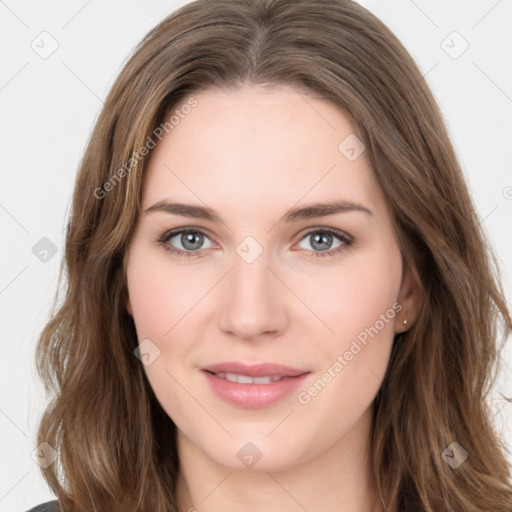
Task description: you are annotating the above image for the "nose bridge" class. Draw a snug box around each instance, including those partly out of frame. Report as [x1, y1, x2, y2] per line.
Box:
[217, 241, 287, 339]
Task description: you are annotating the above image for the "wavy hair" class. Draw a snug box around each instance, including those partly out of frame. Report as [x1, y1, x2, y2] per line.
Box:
[35, 0, 512, 510]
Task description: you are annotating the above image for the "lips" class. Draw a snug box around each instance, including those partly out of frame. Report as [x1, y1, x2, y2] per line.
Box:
[201, 361, 310, 408]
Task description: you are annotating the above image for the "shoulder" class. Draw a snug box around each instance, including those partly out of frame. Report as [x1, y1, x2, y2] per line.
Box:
[25, 500, 60, 512]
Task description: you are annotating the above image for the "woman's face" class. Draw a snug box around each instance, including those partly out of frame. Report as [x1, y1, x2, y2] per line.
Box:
[124, 84, 417, 473]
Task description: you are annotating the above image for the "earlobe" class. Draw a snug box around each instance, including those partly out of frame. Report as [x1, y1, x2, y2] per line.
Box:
[397, 317, 409, 334]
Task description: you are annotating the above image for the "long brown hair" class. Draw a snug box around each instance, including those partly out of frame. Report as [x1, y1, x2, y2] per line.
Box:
[35, 1, 512, 510]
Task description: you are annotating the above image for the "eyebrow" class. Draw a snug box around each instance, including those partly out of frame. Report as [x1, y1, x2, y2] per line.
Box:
[143, 199, 373, 223]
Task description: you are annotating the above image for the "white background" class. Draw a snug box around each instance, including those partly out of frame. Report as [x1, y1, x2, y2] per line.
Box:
[1, 1, 511, 510]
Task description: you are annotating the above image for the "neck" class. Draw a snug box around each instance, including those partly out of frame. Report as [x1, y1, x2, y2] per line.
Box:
[175, 406, 383, 512]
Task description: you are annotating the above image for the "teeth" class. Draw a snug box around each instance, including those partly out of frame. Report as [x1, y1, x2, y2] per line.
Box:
[236, 374, 255, 384]
[215, 372, 283, 384]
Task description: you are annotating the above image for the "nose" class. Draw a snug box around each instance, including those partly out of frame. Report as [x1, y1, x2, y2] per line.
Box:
[217, 250, 288, 341]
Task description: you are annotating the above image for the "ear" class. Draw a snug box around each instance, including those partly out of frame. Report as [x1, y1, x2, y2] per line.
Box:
[395, 259, 422, 334]
[121, 283, 133, 316]
[122, 251, 133, 317]
[125, 295, 133, 316]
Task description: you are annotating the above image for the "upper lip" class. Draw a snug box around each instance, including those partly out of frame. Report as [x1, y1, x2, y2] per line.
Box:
[202, 362, 308, 377]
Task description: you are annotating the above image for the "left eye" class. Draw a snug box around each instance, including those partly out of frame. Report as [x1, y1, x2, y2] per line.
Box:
[296, 229, 351, 254]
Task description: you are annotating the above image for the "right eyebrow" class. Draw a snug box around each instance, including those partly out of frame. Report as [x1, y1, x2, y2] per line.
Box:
[143, 200, 222, 222]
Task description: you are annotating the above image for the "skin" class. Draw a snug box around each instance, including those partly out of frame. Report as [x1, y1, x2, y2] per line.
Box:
[124, 84, 420, 512]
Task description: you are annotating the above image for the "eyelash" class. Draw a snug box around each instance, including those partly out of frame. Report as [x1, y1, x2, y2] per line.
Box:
[155, 227, 354, 259]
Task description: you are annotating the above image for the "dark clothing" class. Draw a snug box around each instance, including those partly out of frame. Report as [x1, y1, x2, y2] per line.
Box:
[26, 500, 60, 512]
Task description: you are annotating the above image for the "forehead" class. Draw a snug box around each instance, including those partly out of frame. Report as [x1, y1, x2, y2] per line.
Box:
[141, 85, 384, 217]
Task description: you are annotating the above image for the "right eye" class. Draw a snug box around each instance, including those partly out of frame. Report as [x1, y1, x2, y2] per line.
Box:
[156, 228, 215, 258]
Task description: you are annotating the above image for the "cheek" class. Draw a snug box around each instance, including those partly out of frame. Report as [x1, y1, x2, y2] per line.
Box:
[126, 253, 205, 341]
[301, 247, 402, 396]
[308, 254, 402, 342]
[125, 254, 204, 416]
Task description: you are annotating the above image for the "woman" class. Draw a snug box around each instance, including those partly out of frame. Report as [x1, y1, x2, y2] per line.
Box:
[28, 0, 512, 511]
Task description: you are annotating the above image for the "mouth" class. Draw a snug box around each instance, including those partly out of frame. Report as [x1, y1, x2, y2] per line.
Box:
[201, 362, 310, 408]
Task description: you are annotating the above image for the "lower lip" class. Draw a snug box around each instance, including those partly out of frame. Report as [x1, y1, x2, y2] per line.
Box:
[202, 371, 310, 409]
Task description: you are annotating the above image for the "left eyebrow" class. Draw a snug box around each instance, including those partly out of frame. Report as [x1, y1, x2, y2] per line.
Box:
[142, 199, 373, 224]
[278, 200, 373, 223]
